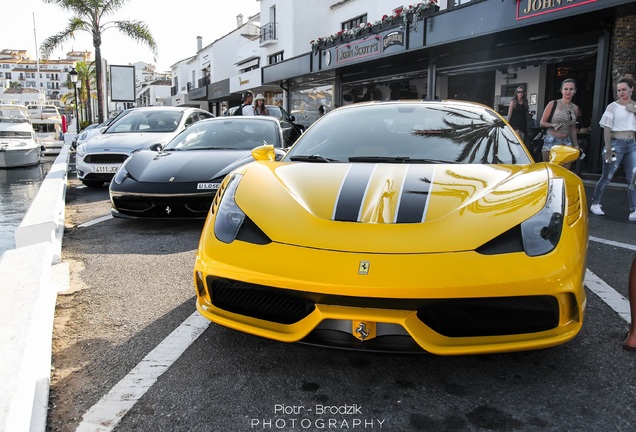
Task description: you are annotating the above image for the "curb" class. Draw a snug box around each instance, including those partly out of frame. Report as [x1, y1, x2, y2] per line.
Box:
[0, 146, 71, 432]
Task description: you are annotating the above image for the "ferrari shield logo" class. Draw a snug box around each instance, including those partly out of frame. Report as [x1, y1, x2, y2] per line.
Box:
[352, 321, 376, 341]
[358, 260, 370, 275]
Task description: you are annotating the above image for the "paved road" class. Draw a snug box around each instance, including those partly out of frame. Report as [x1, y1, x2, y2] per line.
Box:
[47, 170, 636, 432]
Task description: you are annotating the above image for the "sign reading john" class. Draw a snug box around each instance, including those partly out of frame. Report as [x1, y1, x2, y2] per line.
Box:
[517, 0, 597, 20]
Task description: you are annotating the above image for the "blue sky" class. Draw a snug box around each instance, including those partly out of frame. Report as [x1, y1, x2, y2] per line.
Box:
[6, 0, 260, 71]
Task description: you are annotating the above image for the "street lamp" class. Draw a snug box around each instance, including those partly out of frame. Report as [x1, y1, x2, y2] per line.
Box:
[69, 67, 79, 134]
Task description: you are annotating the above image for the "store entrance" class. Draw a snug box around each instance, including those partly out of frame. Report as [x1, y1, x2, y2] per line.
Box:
[448, 71, 496, 107]
[544, 57, 597, 173]
[341, 73, 428, 105]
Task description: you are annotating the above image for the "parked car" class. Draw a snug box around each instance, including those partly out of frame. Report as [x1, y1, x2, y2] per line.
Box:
[76, 107, 214, 187]
[224, 104, 304, 147]
[71, 123, 99, 150]
[194, 100, 587, 355]
[109, 116, 286, 219]
[72, 110, 135, 151]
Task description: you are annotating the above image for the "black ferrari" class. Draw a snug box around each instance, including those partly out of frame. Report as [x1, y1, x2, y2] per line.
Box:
[109, 116, 286, 219]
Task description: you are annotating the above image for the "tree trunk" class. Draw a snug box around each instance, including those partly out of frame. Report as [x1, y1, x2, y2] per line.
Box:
[94, 43, 105, 124]
[85, 80, 93, 123]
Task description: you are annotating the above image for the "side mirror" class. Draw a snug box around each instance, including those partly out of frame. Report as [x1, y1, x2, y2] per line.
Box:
[251, 144, 276, 161]
[290, 115, 296, 122]
[149, 143, 162, 152]
[548, 145, 580, 166]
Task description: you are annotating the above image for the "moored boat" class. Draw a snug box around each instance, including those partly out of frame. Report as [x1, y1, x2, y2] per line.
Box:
[27, 102, 65, 155]
[0, 104, 41, 168]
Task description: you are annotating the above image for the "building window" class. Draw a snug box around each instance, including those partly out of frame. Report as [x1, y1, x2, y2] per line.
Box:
[5, 73, 11, 79]
[342, 14, 367, 31]
[269, 51, 284, 65]
[2, 64, 9, 69]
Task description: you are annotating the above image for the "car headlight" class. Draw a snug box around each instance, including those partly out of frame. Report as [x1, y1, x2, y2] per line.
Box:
[521, 177, 564, 257]
[214, 173, 245, 244]
[76, 144, 86, 158]
[112, 159, 130, 185]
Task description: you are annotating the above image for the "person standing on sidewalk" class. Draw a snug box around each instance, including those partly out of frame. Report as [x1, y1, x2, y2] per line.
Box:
[507, 86, 529, 142]
[539, 78, 580, 165]
[590, 76, 636, 221]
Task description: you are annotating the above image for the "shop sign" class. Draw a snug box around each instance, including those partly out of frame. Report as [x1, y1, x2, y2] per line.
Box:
[335, 30, 405, 65]
[189, 86, 207, 100]
[336, 37, 382, 64]
[517, 0, 597, 20]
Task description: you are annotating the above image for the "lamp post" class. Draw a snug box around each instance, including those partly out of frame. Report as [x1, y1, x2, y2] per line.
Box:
[69, 67, 79, 134]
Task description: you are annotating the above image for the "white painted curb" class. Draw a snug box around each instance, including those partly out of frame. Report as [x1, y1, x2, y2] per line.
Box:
[0, 145, 71, 432]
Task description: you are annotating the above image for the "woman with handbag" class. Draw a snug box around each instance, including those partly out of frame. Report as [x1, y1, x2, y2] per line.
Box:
[539, 78, 580, 165]
[589, 76, 636, 221]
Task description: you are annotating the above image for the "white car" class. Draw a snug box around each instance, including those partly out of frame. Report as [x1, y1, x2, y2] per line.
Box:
[75, 107, 214, 187]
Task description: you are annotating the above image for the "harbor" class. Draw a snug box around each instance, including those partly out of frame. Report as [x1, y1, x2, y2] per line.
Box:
[0, 155, 54, 255]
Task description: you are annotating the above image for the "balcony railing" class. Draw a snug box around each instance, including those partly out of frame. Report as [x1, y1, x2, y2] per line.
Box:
[197, 75, 210, 88]
[260, 22, 277, 45]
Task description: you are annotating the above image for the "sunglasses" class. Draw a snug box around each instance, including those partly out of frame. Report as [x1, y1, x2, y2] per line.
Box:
[516, 90, 525, 94]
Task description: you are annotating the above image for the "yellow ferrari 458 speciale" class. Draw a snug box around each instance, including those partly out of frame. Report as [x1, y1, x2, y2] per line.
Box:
[194, 100, 588, 355]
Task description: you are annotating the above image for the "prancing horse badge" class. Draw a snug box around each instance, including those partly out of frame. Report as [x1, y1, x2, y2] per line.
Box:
[358, 260, 370, 275]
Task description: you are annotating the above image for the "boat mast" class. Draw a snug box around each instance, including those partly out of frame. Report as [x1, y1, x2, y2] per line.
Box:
[33, 12, 44, 102]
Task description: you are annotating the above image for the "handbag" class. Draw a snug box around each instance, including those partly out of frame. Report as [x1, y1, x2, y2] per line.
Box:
[528, 100, 558, 162]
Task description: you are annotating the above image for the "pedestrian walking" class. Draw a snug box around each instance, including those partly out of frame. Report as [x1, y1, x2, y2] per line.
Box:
[254, 94, 269, 116]
[539, 78, 580, 166]
[589, 76, 636, 221]
[233, 91, 255, 116]
[507, 86, 529, 142]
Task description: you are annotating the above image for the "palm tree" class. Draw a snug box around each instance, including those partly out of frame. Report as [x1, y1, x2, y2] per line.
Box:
[40, 0, 157, 124]
[75, 60, 95, 123]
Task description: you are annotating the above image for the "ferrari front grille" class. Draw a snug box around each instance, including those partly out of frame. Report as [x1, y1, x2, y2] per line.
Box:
[84, 153, 128, 164]
[208, 278, 315, 324]
[416, 296, 560, 337]
[207, 278, 560, 338]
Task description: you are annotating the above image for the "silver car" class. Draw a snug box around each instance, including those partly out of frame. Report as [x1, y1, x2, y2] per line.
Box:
[76, 107, 214, 187]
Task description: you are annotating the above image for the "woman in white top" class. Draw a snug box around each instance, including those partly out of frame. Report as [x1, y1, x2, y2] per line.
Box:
[590, 76, 636, 221]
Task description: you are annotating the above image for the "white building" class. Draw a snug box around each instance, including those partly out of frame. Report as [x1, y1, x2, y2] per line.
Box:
[0, 49, 89, 109]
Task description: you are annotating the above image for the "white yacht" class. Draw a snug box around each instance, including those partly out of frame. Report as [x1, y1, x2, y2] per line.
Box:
[0, 104, 41, 168]
[27, 102, 65, 155]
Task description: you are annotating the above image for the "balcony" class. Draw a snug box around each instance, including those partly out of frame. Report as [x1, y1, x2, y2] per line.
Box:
[260, 22, 278, 46]
[197, 75, 210, 88]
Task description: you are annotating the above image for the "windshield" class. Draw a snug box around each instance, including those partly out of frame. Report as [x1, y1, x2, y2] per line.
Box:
[284, 103, 530, 165]
[106, 110, 183, 133]
[163, 118, 281, 151]
[0, 107, 30, 123]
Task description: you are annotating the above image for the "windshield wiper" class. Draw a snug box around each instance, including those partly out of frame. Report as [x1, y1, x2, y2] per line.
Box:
[348, 156, 457, 164]
[289, 154, 338, 163]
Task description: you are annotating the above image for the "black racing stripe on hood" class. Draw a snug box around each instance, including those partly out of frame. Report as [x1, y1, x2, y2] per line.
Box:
[396, 165, 435, 223]
[333, 164, 375, 222]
